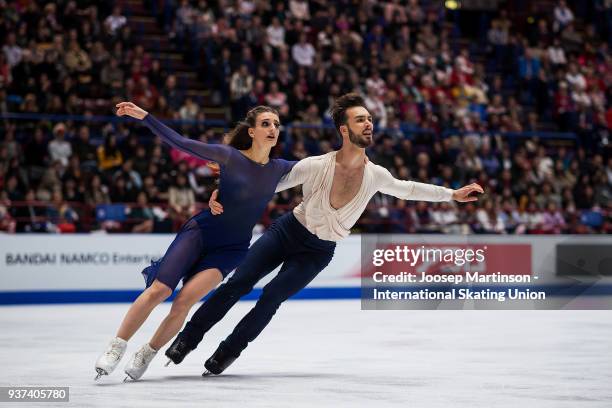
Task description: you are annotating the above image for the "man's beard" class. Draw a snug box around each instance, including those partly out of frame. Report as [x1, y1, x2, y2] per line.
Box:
[347, 126, 372, 148]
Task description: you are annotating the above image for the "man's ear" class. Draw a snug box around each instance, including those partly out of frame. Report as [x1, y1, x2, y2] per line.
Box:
[339, 124, 348, 138]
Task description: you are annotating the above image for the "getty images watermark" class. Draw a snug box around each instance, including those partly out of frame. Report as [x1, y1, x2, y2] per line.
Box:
[360, 234, 611, 310]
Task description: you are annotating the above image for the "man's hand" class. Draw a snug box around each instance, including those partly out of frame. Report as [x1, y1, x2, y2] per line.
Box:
[452, 183, 484, 202]
[116, 102, 148, 120]
[208, 189, 224, 215]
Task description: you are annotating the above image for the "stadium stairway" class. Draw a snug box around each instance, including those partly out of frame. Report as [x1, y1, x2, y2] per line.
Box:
[119, 0, 227, 122]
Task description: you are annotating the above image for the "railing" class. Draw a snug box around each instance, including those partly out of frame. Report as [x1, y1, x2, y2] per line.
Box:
[2, 201, 607, 234]
[0, 112, 580, 142]
[3, 200, 210, 233]
[0, 112, 228, 128]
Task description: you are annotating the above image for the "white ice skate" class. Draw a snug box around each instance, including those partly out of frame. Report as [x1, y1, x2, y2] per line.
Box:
[95, 337, 128, 380]
[123, 344, 158, 381]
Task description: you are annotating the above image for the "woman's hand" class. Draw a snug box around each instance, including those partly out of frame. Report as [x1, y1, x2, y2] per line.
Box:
[116, 102, 148, 120]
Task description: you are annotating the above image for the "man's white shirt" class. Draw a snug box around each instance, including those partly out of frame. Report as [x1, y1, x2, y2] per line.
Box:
[276, 151, 453, 241]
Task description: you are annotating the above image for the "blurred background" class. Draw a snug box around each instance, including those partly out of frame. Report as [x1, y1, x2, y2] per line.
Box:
[0, 0, 609, 236]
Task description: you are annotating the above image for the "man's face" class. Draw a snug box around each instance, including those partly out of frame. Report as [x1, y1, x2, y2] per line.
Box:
[342, 106, 374, 148]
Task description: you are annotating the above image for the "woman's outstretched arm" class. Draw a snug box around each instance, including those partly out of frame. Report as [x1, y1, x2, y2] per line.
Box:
[116, 101, 231, 165]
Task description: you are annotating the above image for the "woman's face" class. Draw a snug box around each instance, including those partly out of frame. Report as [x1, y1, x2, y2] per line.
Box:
[249, 112, 280, 147]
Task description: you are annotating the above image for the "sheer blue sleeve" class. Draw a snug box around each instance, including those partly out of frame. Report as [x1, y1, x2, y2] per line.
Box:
[142, 114, 231, 165]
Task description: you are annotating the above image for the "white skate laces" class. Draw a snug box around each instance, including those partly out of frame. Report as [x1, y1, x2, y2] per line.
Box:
[94, 337, 128, 380]
[124, 344, 158, 381]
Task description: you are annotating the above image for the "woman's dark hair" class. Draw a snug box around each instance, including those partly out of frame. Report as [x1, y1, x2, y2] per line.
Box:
[227, 106, 279, 150]
[329, 92, 367, 133]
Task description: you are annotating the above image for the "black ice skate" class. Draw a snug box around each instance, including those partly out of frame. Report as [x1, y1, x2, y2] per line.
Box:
[202, 342, 239, 375]
[164, 335, 194, 366]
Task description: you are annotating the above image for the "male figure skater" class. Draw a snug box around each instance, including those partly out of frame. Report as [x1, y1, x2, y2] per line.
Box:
[166, 93, 484, 374]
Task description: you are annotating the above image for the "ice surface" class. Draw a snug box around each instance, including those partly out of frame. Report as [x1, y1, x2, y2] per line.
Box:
[0, 300, 611, 407]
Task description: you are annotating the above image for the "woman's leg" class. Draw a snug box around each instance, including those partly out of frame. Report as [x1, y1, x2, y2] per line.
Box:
[116, 219, 204, 341]
[116, 280, 173, 341]
[148, 268, 223, 350]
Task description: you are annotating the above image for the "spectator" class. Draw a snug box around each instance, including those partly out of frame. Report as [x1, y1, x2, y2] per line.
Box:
[525, 202, 545, 233]
[553, 0, 574, 33]
[0, 191, 16, 233]
[104, 6, 127, 36]
[113, 159, 143, 191]
[291, 33, 316, 67]
[46, 189, 79, 233]
[542, 202, 566, 233]
[289, 0, 310, 20]
[168, 173, 195, 226]
[178, 97, 200, 121]
[85, 174, 111, 206]
[547, 39, 567, 67]
[230, 65, 253, 102]
[2, 33, 22, 68]
[264, 81, 287, 110]
[267, 17, 286, 50]
[100, 57, 124, 95]
[48, 123, 72, 168]
[162, 75, 183, 111]
[72, 125, 97, 168]
[129, 191, 155, 233]
[0, 53, 11, 88]
[13, 189, 46, 233]
[565, 63, 586, 90]
[64, 39, 92, 78]
[364, 86, 387, 128]
[488, 19, 508, 46]
[97, 134, 123, 172]
[0, 0, 609, 236]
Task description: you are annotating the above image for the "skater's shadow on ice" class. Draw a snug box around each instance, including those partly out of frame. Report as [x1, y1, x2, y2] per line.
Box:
[125, 373, 342, 383]
[200, 373, 343, 380]
[94, 373, 344, 386]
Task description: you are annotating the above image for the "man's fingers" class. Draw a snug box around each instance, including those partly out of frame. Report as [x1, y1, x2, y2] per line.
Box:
[471, 183, 484, 193]
[466, 185, 483, 194]
[208, 189, 223, 215]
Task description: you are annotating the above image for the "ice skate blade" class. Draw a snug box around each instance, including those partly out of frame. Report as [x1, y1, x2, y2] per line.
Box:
[123, 376, 131, 382]
[202, 370, 211, 376]
[165, 359, 172, 367]
[94, 368, 106, 381]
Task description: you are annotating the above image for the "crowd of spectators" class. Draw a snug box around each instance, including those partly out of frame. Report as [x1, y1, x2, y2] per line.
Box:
[0, 0, 610, 234]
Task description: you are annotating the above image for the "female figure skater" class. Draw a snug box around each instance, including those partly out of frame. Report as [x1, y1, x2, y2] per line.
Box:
[95, 102, 296, 381]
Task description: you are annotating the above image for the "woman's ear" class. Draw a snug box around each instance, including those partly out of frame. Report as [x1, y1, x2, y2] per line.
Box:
[248, 128, 255, 138]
